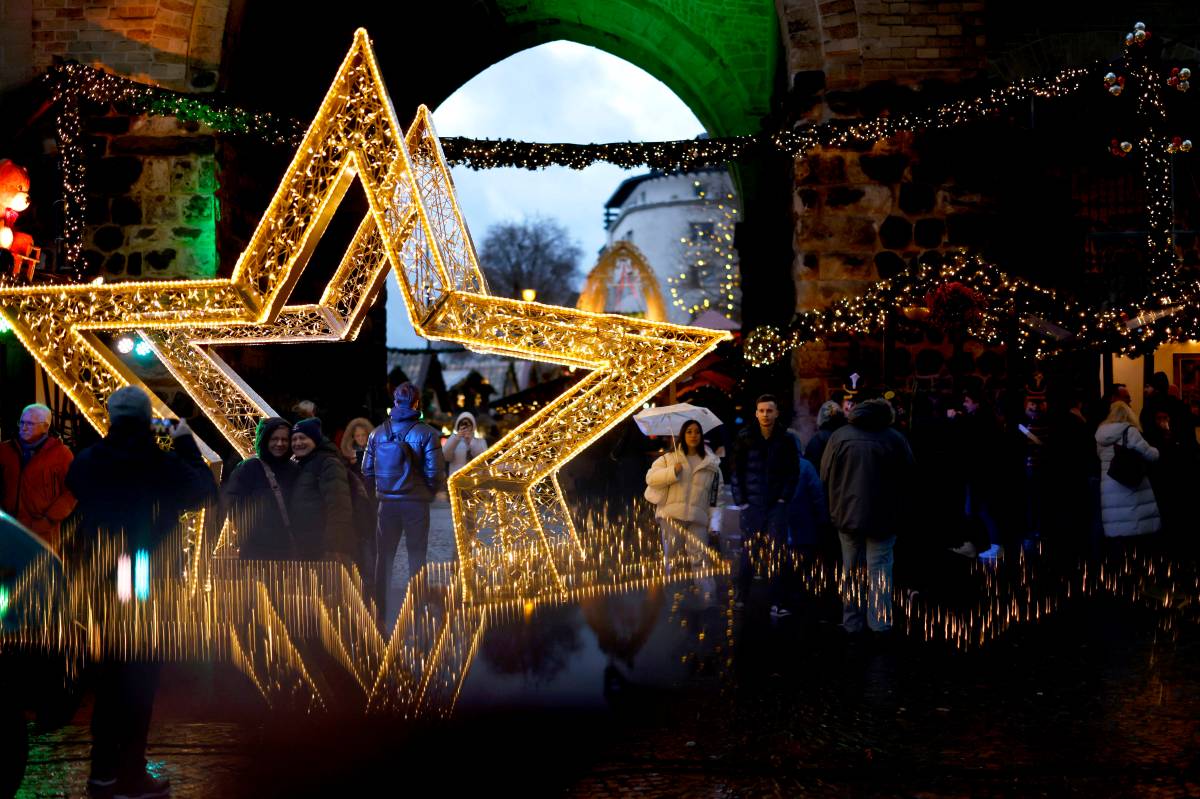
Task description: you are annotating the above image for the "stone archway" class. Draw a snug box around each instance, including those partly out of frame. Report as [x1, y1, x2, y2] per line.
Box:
[222, 0, 782, 138]
[217, 0, 798, 333]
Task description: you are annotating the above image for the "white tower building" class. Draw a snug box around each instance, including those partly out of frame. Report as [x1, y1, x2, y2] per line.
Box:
[603, 167, 741, 326]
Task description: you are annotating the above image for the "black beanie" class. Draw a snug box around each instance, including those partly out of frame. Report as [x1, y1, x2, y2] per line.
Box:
[292, 417, 323, 445]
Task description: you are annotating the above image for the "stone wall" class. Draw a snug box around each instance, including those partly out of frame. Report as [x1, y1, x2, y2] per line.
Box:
[83, 114, 217, 279]
[776, 1, 997, 436]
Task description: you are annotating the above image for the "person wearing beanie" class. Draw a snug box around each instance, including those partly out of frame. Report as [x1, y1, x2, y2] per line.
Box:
[442, 411, 487, 477]
[221, 417, 299, 559]
[65, 384, 216, 798]
[362, 381, 445, 629]
[287, 416, 356, 562]
[803, 400, 846, 468]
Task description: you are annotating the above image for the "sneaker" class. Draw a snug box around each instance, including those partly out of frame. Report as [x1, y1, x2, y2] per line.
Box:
[978, 544, 1004, 561]
[87, 776, 117, 798]
[113, 773, 170, 799]
[949, 542, 978, 558]
[769, 605, 792, 618]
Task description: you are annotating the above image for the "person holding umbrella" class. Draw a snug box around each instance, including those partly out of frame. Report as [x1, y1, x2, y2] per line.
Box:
[644, 419, 722, 566]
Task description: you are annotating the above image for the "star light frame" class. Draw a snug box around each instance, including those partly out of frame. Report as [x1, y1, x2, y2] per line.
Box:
[0, 29, 729, 601]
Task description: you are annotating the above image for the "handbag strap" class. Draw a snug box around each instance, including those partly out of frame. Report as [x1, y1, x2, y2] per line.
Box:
[259, 458, 292, 531]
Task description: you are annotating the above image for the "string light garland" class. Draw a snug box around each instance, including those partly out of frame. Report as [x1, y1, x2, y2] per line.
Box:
[39, 60, 1100, 274]
[34, 21, 1197, 358]
[741, 250, 1200, 368]
[42, 63, 303, 273]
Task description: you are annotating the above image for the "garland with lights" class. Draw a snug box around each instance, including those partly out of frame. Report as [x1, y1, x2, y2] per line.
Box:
[34, 21, 1199, 354]
[42, 63, 304, 273]
[40, 59, 1098, 274]
[742, 250, 1200, 368]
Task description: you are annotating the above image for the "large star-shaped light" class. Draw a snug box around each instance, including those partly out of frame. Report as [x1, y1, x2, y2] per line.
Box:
[0, 30, 729, 602]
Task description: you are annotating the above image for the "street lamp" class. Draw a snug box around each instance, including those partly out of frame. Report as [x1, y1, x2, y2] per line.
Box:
[521, 288, 537, 303]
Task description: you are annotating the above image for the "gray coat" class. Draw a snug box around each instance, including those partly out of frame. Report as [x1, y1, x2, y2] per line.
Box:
[1095, 422, 1160, 537]
[820, 400, 915, 538]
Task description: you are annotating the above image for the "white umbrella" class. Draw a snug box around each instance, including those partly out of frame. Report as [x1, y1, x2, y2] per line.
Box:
[633, 403, 723, 438]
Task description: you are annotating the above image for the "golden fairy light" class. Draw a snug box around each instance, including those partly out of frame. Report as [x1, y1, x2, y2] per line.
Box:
[0, 30, 727, 601]
[0, 30, 730, 717]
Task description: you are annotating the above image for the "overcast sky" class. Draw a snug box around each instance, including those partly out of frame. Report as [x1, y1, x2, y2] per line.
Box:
[386, 41, 703, 348]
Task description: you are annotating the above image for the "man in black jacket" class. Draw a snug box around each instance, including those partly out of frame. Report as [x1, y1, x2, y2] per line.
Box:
[66, 386, 216, 799]
[732, 394, 799, 612]
[362, 382, 445, 627]
[820, 397, 914, 634]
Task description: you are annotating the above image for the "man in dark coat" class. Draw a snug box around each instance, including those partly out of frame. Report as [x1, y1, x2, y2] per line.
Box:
[288, 417, 355, 561]
[362, 382, 444, 627]
[65, 386, 216, 798]
[821, 397, 914, 634]
[731, 394, 799, 610]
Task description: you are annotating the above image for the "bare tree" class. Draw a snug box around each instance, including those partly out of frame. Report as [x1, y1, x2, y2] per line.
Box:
[477, 216, 582, 305]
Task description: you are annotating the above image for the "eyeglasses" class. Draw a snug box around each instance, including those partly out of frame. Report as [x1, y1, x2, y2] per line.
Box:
[18, 420, 46, 428]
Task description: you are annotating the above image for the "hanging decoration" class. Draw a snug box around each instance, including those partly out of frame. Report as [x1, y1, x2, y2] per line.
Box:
[926, 281, 987, 341]
[0, 159, 39, 280]
[39, 60, 1094, 274]
[26, 19, 1198, 359]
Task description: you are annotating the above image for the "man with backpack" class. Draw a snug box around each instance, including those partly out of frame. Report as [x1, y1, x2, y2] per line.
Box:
[362, 382, 445, 628]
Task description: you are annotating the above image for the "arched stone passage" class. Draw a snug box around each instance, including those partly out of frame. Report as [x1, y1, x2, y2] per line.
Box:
[493, 0, 781, 137]
[223, 0, 781, 138]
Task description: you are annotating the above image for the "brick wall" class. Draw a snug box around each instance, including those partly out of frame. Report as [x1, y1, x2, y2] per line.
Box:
[858, 0, 986, 85]
[28, 0, 228, 91]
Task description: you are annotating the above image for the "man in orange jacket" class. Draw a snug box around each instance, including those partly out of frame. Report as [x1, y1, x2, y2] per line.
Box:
[0, 403, 76, 549]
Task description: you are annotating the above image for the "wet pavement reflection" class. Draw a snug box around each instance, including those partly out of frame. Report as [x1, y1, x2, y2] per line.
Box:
[13, 539, 1200, 797]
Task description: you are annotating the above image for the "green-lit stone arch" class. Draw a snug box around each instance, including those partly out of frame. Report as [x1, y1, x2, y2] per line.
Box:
[491, 0, 782, 138]
[226, 0, 782, 140]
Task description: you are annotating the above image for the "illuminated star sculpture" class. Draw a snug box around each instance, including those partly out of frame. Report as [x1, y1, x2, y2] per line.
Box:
[0, 29, 729, 602]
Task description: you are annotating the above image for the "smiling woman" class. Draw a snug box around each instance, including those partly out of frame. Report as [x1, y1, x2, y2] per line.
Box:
[386, 42, 705, 347]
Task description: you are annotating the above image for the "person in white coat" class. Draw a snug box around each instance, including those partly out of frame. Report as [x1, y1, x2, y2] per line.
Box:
[645, 420, 722, 564]
[443, 412, 488, 477]
[1095, 400, 1161, 539]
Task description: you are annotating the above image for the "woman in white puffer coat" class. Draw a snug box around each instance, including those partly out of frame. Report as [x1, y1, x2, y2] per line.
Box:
[1095, 400, 1161, 538]
[443, 412, 488, 477]
[645, 420, 722, 551]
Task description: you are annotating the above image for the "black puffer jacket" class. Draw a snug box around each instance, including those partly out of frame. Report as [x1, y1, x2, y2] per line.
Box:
[820, 399, 915, 538]
[222, 417, 299, 559]
[732, 424, 799, 507]
[288, 439, 355, 560]
[362, 406, 444, 503]
[65, 419, 216, 552]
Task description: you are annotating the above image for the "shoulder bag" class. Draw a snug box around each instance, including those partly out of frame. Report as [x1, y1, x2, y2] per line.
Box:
[1108, 425, 1148, 489]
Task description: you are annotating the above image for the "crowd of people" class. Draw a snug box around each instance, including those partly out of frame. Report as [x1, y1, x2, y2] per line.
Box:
[3, 369, 1198, 797]
[642, 373, 1200, 637]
